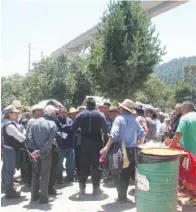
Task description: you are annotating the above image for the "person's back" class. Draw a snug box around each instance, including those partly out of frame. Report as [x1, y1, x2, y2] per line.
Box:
[29, 117, 57, 151]
[71, 97, 108, 195]
[178, 111, 196, 154]
[74, 109, 107, 140]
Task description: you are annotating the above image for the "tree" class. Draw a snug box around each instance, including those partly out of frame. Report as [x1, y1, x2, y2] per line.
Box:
[1, 74, 26, 109]
[88, 0, 164, 100]
[133, 74, 175, 108]
[184, 64, 196, 86]
[172, 81, 196, 104]
[22, 55, 93, 106]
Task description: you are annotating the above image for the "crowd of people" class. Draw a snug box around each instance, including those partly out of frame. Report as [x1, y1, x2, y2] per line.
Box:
[1, 98, 196, 205]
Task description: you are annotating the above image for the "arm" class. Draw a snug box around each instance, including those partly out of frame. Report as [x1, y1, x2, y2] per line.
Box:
[6, 124, 26, 143]
[100, 116, 121, 154]
[71, 114, 80, 133]
[27, 125, 35, 147]
[169, 118, 186, 147]
[101, 115, 109, 142]
[137, 121, 146, 146]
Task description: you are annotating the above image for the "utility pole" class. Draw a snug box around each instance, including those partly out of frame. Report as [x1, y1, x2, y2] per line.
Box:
[41, 50, 43, 60]
[28, 42, 31, 72]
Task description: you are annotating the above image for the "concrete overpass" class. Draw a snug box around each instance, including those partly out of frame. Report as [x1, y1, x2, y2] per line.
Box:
[51, 0, 188, 58]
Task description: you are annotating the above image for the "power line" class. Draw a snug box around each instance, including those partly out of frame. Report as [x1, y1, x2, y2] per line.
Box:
[28, 42, 31, 73]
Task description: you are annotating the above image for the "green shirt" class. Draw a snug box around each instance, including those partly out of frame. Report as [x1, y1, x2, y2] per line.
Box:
[177, 112, 196, 154]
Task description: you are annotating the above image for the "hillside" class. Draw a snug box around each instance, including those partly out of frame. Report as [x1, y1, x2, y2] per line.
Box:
[155, 56, 196, 85]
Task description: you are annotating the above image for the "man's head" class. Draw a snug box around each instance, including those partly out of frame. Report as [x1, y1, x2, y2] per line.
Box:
[103, 102, 111, 117]
[77, 106, 85, 114]
[44, 105, 57, 119]
[181, 101, 195, 115]
[109, 106, 119, 121]
[86, 97, 96, 110]
[32, 104, 44, 118]
[3, 105, 20, 121]
[59, 107, 68, 119]
[119, 99, 136, 115]
[174, 103, 182, 115]
[68, 107, 77, 120]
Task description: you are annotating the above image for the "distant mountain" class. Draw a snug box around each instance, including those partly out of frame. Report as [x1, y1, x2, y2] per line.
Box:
[155, 56, 196, 85]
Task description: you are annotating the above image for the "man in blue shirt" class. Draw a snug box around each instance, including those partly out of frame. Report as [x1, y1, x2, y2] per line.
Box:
[101, 99, 145, 202]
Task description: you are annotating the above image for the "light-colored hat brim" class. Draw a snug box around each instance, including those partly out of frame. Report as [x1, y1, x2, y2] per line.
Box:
[68, 110, 77, 114]
[12, 108, 20, 113]
[118, 103, 136, 114]
[144, 107, 159, 116]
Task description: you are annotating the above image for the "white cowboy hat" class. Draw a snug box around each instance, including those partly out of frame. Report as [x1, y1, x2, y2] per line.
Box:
[68, 107, 77, 114]
[118, 99, 136, 114]
[32, 104, 45, 111]
[144, 106, 159, 116]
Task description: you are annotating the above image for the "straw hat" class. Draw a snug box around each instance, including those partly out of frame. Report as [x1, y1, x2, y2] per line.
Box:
[12, 100, 22, 108]
[109, 106, 119, 112]
[145, 106, 159, 116]
[32, 104, 44, 111]
[77, 106, 86, 111]
[68, 107, 77, 114]
[3, 105, 20, 114]
[118, 99, 136, 114]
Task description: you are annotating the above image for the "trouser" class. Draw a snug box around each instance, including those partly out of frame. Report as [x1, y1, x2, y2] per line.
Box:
[31, 150, 52, 201]
[49, 148, 59, 190]
[74, 145, 81, 174]
[20, 150, 29, 183]
[56, 148, 75, 180]
[114, 147, 138, 200]
[3, 147, 17, 196]
[79, 138, 103, 190]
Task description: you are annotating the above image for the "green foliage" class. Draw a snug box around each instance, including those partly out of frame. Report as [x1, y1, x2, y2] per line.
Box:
[172, 81, 196, 104]
[1, 55, 93, 108]
[88, 0, 164, 100]
[133, 74, 175, 109]
[155, 56, 196, 85]
[1, 74, 26, 109]
[183, 64, 196, 86]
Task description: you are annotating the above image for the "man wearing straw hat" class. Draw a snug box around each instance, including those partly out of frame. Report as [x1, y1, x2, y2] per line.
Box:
[100, 99, 145, 202]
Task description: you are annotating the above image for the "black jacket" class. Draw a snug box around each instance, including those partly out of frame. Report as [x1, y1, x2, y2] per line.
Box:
[169, 114, 182, 138]
[3, 123, 25, 149]
[71, 109, 108, 142]
[56, 116, 74, 149]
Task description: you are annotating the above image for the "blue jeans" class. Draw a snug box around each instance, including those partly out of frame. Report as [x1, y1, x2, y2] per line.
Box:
[3, 146, 16, 195]
[57, 148, 75, 180]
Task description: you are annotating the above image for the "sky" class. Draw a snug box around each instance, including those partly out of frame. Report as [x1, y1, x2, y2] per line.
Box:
[1, 0, 196, 77]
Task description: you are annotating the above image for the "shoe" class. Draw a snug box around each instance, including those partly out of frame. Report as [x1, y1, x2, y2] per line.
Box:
[48, 188, 57, 196]
[79, 189, 85, 195]
[40, 199, 48, 204]
[115, 197, 130, 204]
[92, 188, 103, 196]
[64, 177, 74, 182]
[56, 179, 64, 184]
[6, 191, 20, 199]
[31, 195, 40, 202]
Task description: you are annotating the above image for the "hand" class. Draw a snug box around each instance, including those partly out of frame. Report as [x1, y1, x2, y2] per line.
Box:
[100, 146, 109, 155]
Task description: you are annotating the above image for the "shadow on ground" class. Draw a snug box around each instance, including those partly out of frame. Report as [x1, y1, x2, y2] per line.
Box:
[69, 192, 108, 202]
[100, 199, 136, 212]
[23, 200, 53, 211]
[1, 195, 28, 207]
